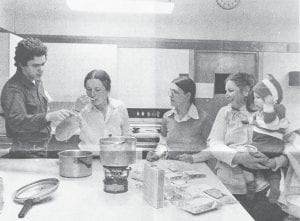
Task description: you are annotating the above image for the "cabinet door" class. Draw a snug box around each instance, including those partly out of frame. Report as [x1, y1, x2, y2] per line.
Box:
[194, 51, 258, 120]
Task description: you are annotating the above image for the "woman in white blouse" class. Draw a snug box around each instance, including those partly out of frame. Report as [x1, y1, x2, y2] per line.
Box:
[55, 69, 130, 151]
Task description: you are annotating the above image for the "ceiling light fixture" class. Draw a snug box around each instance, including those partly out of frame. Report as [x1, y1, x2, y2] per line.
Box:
[66, 0, 174, 14]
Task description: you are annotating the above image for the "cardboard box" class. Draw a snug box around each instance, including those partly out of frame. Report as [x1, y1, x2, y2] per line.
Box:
[143, 163, 164, 209]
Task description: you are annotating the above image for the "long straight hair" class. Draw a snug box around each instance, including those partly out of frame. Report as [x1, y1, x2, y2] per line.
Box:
[226, 72, 257, 112]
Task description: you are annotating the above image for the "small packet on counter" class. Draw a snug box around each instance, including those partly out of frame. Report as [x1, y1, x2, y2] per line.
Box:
[182, 171, 206, 180]
[203, 188, 224, 199]
[164, 190, 184, 202]
[165, 171, 183, 181]
[180, 184, 211, 196]
[164, 170, 206, 186]
[218, 195, 238, 205]
[203, 188, 238, 205]
[178, 196, 221, 215]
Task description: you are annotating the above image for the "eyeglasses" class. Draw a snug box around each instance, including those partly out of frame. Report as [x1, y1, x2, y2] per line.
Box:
[168, 89, 181, 96]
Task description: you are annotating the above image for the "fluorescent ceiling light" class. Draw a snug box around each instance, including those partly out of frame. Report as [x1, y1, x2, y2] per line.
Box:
[66, 0, 174, 14]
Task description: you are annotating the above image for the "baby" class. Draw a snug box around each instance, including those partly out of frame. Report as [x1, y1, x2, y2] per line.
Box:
[241, 74, 289, 203]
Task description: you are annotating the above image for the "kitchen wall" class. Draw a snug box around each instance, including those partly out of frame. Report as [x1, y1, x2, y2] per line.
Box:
[41, 43, 190, 109]
[0, 33, 21, 94]
[117, 48, 189, 108]
[0, 33, 10, 135]
[0, 0, 15, 32]
[0, 33, 9, 92]
[194, 51, 258, 120]
[18, 16, 299, 43]
[261, 52, 300, 128]
[43, 43, 118, 101]
[8, 34, 22, 77]
[1, 35, 299, 126]
[0, 33, 22, 135]
[0, 0, 299, 127]
[14, 42, 189, 108]
[13, 1, 299, 43]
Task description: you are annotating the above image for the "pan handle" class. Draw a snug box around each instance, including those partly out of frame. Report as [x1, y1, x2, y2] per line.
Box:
[74, 158, 92, 168]
[125, 167, 132, 178]
[18, 199, 34, 218]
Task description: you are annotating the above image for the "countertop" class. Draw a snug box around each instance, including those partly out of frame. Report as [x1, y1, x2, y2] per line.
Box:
[0, 159, 254, 221]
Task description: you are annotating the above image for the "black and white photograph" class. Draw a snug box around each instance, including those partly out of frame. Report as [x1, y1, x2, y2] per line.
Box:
[0, 0, 299, 220]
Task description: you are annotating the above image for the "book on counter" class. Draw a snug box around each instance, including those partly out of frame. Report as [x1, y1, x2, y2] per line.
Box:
[143, 163, 165, 209]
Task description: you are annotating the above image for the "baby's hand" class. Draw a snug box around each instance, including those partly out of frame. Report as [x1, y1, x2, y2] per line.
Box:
[262, 158, 276, 170]
[264, 95, 274, 105]
[249, 150, 269, 162]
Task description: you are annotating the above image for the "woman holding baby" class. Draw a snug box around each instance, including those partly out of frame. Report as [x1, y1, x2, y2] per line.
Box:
[208, 72, 289, 221]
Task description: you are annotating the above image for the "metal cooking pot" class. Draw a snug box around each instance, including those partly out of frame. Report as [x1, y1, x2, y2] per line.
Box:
[58, 150, 93, 178]
[100, 136, 136, 167]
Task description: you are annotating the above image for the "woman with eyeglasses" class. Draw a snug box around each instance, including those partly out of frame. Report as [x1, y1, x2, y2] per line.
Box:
[55, 69, 130, 150]
[146, 76, 213, 164]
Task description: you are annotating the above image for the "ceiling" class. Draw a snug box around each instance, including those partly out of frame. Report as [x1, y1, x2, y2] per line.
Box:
[11, 0, 299, 25]
[1, 0, 298, 43]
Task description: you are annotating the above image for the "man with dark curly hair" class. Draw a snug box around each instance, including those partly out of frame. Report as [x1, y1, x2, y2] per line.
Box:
[0, 38, 72, 158]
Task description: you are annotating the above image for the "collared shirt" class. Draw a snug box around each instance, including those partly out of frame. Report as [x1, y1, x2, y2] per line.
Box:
[156, 103, 212, 158]
[79, 98, 130, 148]
[55, 97, 130, 151]
[168, 103, 199, 122]
[208, 104, 271, 194]
[0, 70, 50, 143]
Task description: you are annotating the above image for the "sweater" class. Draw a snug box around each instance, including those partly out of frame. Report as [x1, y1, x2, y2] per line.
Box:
[157, 104, 213, 159]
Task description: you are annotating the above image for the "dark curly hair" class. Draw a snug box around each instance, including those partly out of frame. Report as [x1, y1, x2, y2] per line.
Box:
[84, 69, 111, 92]
[226, 72, 257, 112]
[14, 38, 48, 68]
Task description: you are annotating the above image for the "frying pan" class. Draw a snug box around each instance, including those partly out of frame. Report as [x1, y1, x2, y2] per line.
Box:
[12, 178, 59, 218]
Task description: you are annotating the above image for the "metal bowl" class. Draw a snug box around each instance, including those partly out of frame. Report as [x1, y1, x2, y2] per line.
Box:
[58, 150, 93, 178]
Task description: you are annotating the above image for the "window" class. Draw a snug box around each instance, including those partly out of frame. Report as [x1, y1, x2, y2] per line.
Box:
[214, 73, 230, 94]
